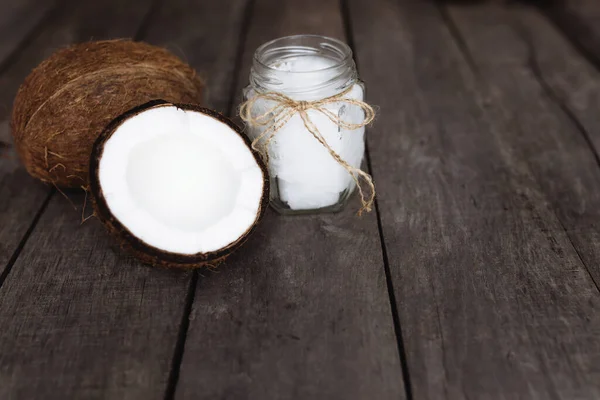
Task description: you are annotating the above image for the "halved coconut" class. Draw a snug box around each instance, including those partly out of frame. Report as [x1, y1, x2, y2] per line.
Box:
[89, 100, 269, 268]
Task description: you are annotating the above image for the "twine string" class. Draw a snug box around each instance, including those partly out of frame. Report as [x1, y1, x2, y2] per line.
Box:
[240, 86, 376, 214]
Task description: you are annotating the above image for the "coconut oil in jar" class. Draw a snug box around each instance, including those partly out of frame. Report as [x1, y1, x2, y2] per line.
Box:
[242, 35, 368, 214]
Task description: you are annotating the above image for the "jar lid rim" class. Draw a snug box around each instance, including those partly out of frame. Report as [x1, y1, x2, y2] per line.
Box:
[253, 34, 353, 74]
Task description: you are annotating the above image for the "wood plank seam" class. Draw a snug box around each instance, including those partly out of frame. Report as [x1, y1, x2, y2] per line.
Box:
[0, 188, 54, 290]
[0, 0, 194, 397]
[0, 0, 66, 75]
[340, 1, 414, 399]
[460, 1, 600, 297]
[224, 0, 257, 121]
[436, 2, 481, 80]
[511, 14, 600, 294]
[0, 0, 165, 289]
[120, 1, 215, 398]
[440, 7, 600, 395]
[162, 0, 255, 398]
[366, 147, 416, 400]
[347, 0, 600, 396]
[438, 2, 600, 306]
[0, 0, 159, 290]
[173, 0, 405, 397]
[164, 272, 199, 400]
[438, 2, 600, 295]
[0, 0, 67, 287]
[542, 3, 600, 75]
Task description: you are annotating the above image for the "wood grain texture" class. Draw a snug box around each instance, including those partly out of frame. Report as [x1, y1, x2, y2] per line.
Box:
[445, 3, 600, 397]
[0, 194, 191, 399]
[142, 0, 250, 114]
[0, 0, 65, 275]
[0, 0, 190, 398]
[0, 0, 261, 397]
[528, 5, 600, 154]
[0, 0, 154, 278]
[503, 3, 600, 288]
[347, 0, 600, 398]
[544, 0, 600, 68]
[174, 0, 405, 399]
[0, 0, 59, 70]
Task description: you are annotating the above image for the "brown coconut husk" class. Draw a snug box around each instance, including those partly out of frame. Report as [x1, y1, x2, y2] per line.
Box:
[11, 39, 204, 188]
[89, 100, 270, 269]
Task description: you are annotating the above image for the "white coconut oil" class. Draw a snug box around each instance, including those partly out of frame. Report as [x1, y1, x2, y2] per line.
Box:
[243, 35, 368, 214]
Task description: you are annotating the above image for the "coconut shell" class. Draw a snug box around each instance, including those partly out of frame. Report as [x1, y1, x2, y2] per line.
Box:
[11, 39, 204, 188]
[89, 100, 270, 269]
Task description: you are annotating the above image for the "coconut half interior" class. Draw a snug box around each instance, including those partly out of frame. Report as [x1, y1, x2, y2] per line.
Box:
[96, 104, 266, 256]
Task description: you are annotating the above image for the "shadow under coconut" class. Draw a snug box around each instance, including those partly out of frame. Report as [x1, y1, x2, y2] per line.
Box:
[91, 205, 276, 274]
[55, 190, 191, 279]
[200, 208, 277, 273]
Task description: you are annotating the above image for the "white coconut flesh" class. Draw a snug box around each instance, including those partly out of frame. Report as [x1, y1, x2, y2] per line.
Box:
[98, 105, 265, 255]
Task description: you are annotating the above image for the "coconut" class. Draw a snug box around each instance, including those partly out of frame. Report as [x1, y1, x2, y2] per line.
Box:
[11, 39, 204, 188]
[89, 100, 269, 269]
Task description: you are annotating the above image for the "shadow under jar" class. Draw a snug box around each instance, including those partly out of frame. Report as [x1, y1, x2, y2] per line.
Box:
[243, 35, 367, 215]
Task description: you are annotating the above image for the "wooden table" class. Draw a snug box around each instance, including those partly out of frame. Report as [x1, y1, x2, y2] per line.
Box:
[1, 0, 600, 398]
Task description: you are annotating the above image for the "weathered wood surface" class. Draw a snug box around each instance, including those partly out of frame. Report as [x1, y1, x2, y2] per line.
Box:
[348, 0, 600, 398]
[532, 4, 600, 157]
[0, 0, 277, 397]
[174, 0, 405, 399]
[545, 0, 600, 69]
[144, 0, 248, 114]
[0, 0, 58, 70]
[2, 0, 600, 399]
[142, 0, 257, 398]
[0, 196, 191, 399]
[0, 0, 185, 398]
[515, 1, 600, 287]
[0, 0, 63, 282]
[445, 6, 600, 395]
[0, 0, 156, 280]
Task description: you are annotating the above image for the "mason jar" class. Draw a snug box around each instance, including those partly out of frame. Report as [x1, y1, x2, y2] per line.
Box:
[242, 34, 368, 215]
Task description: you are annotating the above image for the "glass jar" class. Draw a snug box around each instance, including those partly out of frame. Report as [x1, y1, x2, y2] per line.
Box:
[242, 34, 367, 215]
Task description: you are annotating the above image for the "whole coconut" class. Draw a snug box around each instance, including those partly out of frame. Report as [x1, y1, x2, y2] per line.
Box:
[11, 39, 204, 188]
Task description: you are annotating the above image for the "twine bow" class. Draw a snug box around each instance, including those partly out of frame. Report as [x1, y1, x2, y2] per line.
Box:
[240, 86, 376, 214]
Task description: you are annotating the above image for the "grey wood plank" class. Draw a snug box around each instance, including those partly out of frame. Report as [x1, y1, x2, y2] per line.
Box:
[347, 0, 600, 398]
[505, 3, 600, 289]
[141, 0, 255, 396]
[0, 0, 65, 273]
[448, 0, 600, 301]
[545, 0, 600, 68]
[0, 0, 193, 398]
[0, 0, 59, 70]
[445, 3, 600, 397]
[0, 0, 256, 397]
[0, 0, 155, 278]
[143, 0, 249, 114]
[0, 195, 191, 399]
[530, 5, 600, 155]
[174, 0, 405, 399]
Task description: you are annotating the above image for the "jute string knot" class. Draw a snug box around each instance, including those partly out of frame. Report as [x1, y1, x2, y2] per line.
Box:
[240, 86, 376, 215]
[298, 100, 310, 111]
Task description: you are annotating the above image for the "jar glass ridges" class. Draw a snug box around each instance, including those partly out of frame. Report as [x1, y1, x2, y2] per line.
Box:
[243, 35, 367, 215]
